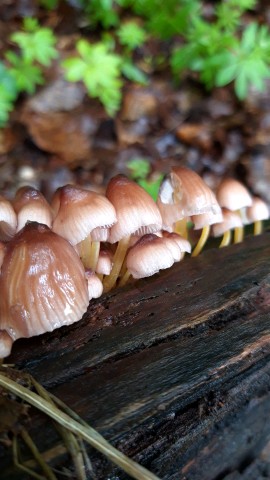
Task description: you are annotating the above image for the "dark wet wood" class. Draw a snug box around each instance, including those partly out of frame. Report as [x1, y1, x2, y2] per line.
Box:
[1, 233, 270, 479]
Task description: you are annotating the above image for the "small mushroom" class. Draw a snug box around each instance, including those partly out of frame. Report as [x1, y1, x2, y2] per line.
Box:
[52, 184, 117, 271]
[13, 186, 53, 232]
[104, 175, 162, 292]
[212, 208, 243, 247]
[0, 195, 17, 241]
[0, 222, 89, 358]
[216, 178, 252, 243]
[246, 196, 269, 235]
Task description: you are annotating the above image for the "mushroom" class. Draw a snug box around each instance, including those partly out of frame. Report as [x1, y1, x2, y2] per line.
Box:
[0, 222, 90, 358]
[216, 178, 252, 243]
[13, 186, 53, 232]
[158, 167, 221, 256]
[51, 184, 117, 271]
[103, 175, 162, 292]
[212, 208, 243, 247]
[245, 196, 269, 235]
[0, 195, 17, 241]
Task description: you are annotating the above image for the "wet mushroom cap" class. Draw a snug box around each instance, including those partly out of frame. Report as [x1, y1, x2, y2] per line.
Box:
[106, 175, 162, 243]
[0, 222, 89, 347]
[13, 186, 53, 232]
[126, 233, 175, 278]
[52, 184, 117, 245]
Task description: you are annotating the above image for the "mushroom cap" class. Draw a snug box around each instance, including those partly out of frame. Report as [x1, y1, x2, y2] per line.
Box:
[106, 175, 162, 243]
[191, 209, 223, 230]
[13, 186, 53, 232]
[157, 168, 221, 229]
[162, 231, 191, 253]
[0, 194, 17, 241]
[85, 270, 103, 299]
[216, 178, 252, 211]
[212, 209, 243, 237]
[0, 222, 89, 354]
[246, 197, 269, 222]
[96, 247, 113, 275]
[52, 184, 117, 245]
[126, 233, 175, 279]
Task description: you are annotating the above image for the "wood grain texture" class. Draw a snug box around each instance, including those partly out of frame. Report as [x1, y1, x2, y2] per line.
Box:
[1, 232, 270, 479]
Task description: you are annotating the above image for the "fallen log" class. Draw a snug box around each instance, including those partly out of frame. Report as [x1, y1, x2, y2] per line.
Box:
[1, 232, 270, 479]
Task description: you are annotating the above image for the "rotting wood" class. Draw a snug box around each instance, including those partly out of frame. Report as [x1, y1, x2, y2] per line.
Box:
[0, 232, 270, 479]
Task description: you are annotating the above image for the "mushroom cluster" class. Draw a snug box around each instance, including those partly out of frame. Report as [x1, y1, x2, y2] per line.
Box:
[0, 170, 268, 357]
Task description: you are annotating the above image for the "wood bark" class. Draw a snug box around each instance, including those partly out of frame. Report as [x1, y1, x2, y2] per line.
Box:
[1, 232, 270, 479]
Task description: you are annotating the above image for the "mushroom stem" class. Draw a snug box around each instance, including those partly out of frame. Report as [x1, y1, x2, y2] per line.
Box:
[118, 269, 131, 288]
[219, 230, 231, 248]
[234, 226, 244, 244]
[174, 218, 188, 239]
[254, 220, 263, 236]
[88, 241, 100, 271]
[103, 235, 131, 292]
[191, 225, 210, 257]
[79, 236, 92, 268]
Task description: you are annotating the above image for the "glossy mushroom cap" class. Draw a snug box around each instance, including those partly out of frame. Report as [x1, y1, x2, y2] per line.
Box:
[106, 175, 162, 243]
[52, 184, 117, 245]
[157, 167, 221, 230]
[0, 194, 17, 241]
[212, 209, 243, 237]
[192, 209, 223, 230]
[246, 197, 269, 222]
[126, 233, 175, 279]
[0, 222, 89, 357]
[13, 186, 53, 232]
[216, 178, 252, 211]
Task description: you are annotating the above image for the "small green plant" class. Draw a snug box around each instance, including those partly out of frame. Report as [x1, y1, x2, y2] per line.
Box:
[127, 158, 163, 201]
[62, 40, 123, 116]
[0, 17, 58, 127]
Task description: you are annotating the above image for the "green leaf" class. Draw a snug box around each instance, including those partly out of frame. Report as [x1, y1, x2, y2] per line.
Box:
[62, 58, 87, 81]
[40, 0, 58, 9]
[138, 175, 164, 201]
[121, 60, 148, 84]
[127, 158, 151, 179]
[117, 21, 147, 51]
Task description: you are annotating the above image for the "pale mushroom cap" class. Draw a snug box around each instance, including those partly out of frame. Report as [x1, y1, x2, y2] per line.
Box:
[126, 234, 174, 278]
[212, 209, 243, 237]
[0, 194, 17, 241]
[106, 175, 162, 243]
[192, 209, 223, 230]
[96, 247, 113, 275]
[216, 178, 252, 211]
[0, 222, 89, 349]
[85, 270, 103, 299]
[13, 186, 53, 232]
[171, 167, 221, 217]
[246, 197, 269, 222]
[157, 196, 183, 231]
[52, 184, 117, 245]
[0, 331, 13, 358]
[162, 231, 192, 253]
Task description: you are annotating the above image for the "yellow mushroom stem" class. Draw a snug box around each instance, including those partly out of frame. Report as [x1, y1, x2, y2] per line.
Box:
[191, 225, 210, 257]
[233, 209, 244, 244]
[219, 230, 231, 248]
[174, 218, 188, 239]
[88, 241, 100, 271]
[118, 269, 131, 288]
[78, 236, 91, 268]
[254, 220, 263, 236]
[103, 235, 131, 292]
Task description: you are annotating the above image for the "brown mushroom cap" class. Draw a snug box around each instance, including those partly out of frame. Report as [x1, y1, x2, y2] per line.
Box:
[216, 178, 252, 211]
[0, 222, 89, 356]
[52, 184, 117, 245]
[0, 194, 17, 241]
[106, 175, 162, 243]
[126, 233, 175, 278]
[13, 186, 53, 232]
